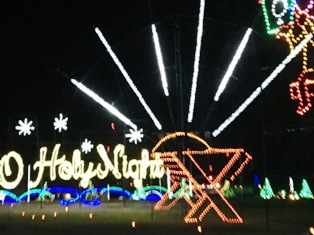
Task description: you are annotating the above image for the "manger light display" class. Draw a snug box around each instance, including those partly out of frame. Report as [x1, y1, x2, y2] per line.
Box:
[151, 132, 252, 224]
[261, 0, 314, 115]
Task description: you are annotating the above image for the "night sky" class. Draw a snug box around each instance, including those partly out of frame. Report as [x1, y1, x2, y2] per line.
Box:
[0, 0, 314, 185]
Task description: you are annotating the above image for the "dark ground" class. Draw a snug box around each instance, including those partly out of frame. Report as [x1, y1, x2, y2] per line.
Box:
[0, 197, 313, 235]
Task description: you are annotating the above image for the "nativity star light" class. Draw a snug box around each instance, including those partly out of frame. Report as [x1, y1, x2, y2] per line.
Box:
[81, 138, 94, 154]
[15, 118, 35, 136]
[53, 113, 68, 133]
[125, 128, 144, 145]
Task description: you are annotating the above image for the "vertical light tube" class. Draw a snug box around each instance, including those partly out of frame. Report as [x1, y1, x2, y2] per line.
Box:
[214, 28, 253, 101]
[187, 0, 206, 123]
[152, 24, 169, 96]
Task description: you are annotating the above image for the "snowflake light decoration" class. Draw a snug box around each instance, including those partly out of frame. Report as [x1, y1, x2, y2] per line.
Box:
[125, 128, 144, 145]
[15, 118, 35, 136]
[81, 138, 94, 154]
[53, 113, 68, 132]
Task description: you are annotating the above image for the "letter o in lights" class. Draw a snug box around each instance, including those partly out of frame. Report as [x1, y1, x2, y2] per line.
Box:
[0, 151, 24, 189]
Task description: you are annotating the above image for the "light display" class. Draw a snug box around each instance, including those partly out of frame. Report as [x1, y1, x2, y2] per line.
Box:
[95, 27, 162, 130]
[187, 0, 206, 123]
[260, 178, 275, 199]
[221, 180, 235, 198]
[152, 24, 169, 97]
[15, 118, 35, 136]
[299, 179, 313, 199]
[212, 33, 313, 137]
[81, 138, 94, 154]
[125, 127, 144, 145]
[261, 0, 297, 35]
[0, 143, 163, 190]
[71, 78, 138, 130]
[38, 182, 55, 202]
[261, 0, 314, 115]
[53, 113, 68, 133]
[214, 28, 253, 102]
[151, 132, 252, 224]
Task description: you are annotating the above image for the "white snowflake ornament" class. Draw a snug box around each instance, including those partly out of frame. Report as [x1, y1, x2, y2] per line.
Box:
[81, 138, 94, 154]
[15, 118, 35, 136]
[125, 128, 144, 145]
[53, 113, 68, 132]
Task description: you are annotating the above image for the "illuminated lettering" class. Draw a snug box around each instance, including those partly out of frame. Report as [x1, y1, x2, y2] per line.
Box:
[0, 151, 24, 189]
[0, 143, 164, 190]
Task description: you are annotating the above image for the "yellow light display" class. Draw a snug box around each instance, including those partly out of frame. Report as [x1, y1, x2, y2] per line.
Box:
[275, 2, 314, 115]
[151, 132, 252, 224]
[0, 144, 164, 190]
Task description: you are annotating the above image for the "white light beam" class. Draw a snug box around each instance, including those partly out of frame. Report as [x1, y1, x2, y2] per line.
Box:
[214, 28, 253, 102]
[95, 27, 162, 130]
[152, 24, 169, 96]
[71, 79, 137, 130]
[187, 0, 206, 123]
[212, 33, 313, 137]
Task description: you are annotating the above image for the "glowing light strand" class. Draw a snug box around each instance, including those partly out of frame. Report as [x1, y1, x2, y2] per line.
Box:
[95, 27, 162, 130]
[187, 0, 206, 123]
[71, 78, 137, 130]
[152, 24, 169, 96]
[152, 132, 252, 224]
[214, 28, 253, 101]
[212, 33, 313, 137]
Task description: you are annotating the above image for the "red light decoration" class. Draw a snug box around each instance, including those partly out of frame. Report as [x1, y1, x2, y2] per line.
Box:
[151, 132, 252, 224]
[269, 1, 314, 115]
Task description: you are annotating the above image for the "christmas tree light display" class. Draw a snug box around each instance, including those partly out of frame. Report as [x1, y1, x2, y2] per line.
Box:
[260, 178, 275, 199]
[299, 179, 313, 199]
[221, 180, 235, 198]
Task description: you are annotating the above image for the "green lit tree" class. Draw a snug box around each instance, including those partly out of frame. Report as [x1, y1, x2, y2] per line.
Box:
[260, 177, 275, 199]
[221, 180, 235, 198]
[85, 180, 99, 201]
[299, 179, 313, 199]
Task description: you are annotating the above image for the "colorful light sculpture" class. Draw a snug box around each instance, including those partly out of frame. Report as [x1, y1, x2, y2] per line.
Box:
[261, 0, 314, 115]
[151, 132, 252, 224]
[212, 32, 313, 137]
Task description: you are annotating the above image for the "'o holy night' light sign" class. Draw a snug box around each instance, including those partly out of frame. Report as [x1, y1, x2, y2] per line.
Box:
[0, 144, 164, 190]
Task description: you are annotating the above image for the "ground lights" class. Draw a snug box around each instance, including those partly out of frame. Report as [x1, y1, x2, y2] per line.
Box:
[151, 132, 253, 224]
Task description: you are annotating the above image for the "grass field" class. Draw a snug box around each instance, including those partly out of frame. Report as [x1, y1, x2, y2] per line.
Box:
[0, 197, 313, 235]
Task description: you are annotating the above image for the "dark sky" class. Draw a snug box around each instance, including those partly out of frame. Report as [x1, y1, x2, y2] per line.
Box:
[0, 0, 314, 179]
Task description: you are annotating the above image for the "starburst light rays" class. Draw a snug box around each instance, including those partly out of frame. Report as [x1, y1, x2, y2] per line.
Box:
[71, 79, 137, 130]
[214, 28, 253, 102]
[187, 0, 206, 123]
[95, 27, 162, 130]
[152, 24, 169, 97]
[212, 33, 313, 137]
